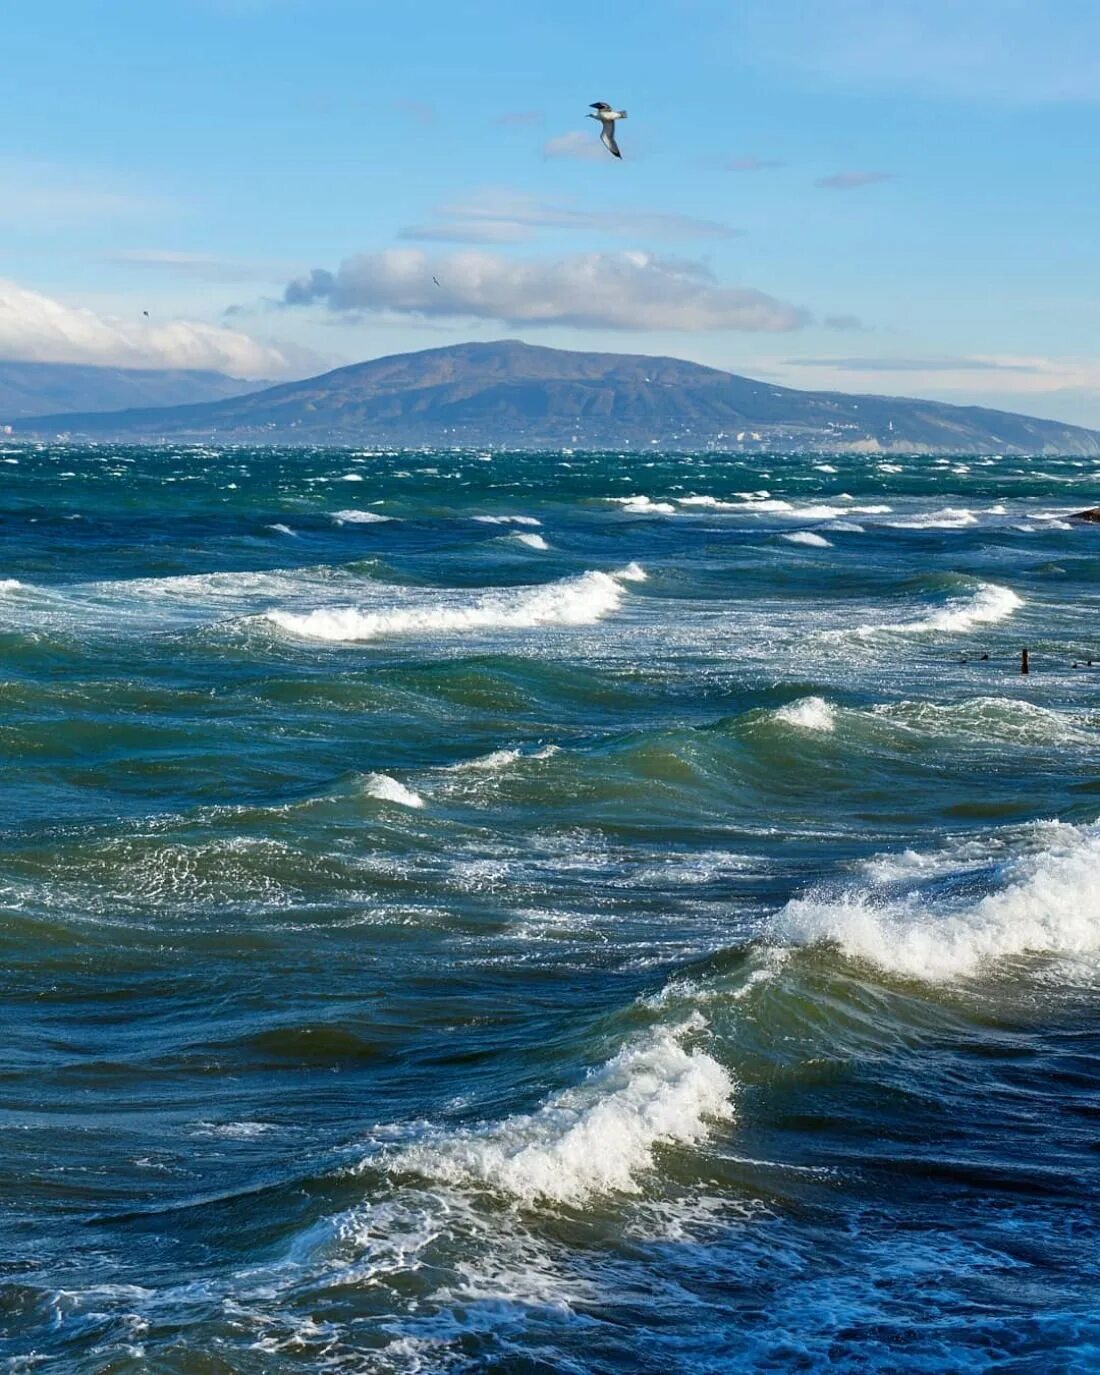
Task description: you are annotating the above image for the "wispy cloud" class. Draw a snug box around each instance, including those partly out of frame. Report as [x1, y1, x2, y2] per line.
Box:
[823, 313, 864, 331]
[542, 131, 605, 162]
[786, 355, 1037, 373]
[494, 109, 543, 127]
[401, 190, 737, 244]
[398, 221, 533, 245]
[283, 249, 810, 333]
[736, 0, 1100, 105]
[0, 159, 166, 227]
[110, 249, 292, 283]
[726, 156, 785, 171]
[815, 170, 894, 190]
[0, 276, 298, 377]
[393, 99, 436, 127]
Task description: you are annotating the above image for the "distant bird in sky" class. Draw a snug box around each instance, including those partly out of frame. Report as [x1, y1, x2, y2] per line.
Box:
[588, 101, 626, 159]
[142, 310, 149, 317]
[432, 275, 440, 287]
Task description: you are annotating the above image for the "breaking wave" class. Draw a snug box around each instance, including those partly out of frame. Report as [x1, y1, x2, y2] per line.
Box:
[772, 822, 1100, 981]
[267, 567, 645, 643]
[332, 509, 392, 524]
[773, 697, 837, 732]
[782, 531, 833, 548]
[362, 773, 425, 809]
[855, 582, 1023, 637]
[390, 1016, 733, 1206]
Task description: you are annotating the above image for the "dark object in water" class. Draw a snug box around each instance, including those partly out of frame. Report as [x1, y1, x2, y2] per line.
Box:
[1021, 647, 1030, 675]
[1072, 507, 1100, 522]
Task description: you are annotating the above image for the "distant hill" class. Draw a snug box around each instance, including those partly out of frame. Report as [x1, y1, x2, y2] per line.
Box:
[10, 340, 1100, 455]
[0, 361, 264, 420]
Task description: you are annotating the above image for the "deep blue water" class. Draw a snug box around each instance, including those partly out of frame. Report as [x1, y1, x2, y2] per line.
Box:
[2, 443, 1099, 1373]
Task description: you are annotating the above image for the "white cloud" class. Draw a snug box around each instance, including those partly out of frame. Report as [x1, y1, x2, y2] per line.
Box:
[283, 249, 810, 332]
[816, 170, 894, 190]
[0, 278, 297, 377]
[778, 352, 1100, 396]
[407, 190, 736, 243]
[543, 131, 605, 162]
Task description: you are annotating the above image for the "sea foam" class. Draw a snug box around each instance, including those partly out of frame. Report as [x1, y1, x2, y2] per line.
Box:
[391, 1017, 733, 1205]
[773, 822, 1100, 981]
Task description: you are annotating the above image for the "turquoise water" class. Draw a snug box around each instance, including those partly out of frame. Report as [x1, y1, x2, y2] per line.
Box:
[2, 444, 1099, 1373]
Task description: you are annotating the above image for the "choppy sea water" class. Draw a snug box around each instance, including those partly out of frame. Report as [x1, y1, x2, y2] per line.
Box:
[2, 444, 1099, 1373]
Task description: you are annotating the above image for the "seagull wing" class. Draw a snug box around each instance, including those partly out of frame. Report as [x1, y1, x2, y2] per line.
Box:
[600, 123, 622, 158]
[590, 101, 611, 110]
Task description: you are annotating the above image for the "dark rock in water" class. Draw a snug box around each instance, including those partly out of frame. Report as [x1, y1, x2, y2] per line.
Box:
[1072, 507, 1100, 522]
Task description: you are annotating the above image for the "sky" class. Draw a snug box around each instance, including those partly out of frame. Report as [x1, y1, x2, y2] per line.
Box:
[5, 0, 1100, 423]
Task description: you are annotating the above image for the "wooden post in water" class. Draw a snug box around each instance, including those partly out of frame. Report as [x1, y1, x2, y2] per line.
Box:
[1021, 647, 1030, 675]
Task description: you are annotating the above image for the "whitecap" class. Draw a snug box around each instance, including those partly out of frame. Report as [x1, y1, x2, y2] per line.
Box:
[332, 509, 391, 524]
[781, 531, 833, 548]
[362, 774, 425, 809]
[612, 495, 676, 515]
[508, 532, 549, 551]
[774, 696, 837, 732]
[887, 508, 979, 530]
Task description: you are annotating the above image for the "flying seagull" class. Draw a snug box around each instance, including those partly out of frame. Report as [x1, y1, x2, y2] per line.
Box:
[432, 275, 440, 287]
[588, 101, 626, 159]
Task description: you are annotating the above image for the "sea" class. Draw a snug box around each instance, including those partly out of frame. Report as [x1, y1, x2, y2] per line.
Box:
[2, 444, 1099, 1374]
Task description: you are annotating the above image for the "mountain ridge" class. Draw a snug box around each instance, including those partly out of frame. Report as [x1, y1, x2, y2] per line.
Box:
[7, 339, 1098, 455]
[0, 361, 265, 420]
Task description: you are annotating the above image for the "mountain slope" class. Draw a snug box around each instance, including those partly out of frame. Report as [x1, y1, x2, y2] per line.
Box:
[0, 362, 264, 420]
[9, 340, 1099, 454]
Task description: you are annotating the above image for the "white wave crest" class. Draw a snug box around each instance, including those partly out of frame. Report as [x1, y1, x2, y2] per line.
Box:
[782, 531, 833, 548]
[0, 578, 24, 592]
[473, 515, 542, 527]
[391, 1017, 733, 1205]
[774, 697, 837, 732]
[612, 495, 676, 515]
[856, 582, 1023, 637]
[679, 496, 847, 519]
[449, 744, 559, 773]
[773, 822, 1100, 981]
[887, 508, 979, 530]
[362, 773, 425, 809]
[508, 532, 549, 551]
[267, 568, 642, 643]
[332, 509, 391, 524]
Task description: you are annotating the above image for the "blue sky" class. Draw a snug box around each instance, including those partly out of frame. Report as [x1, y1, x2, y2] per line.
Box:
[5, 0, 1100, 422]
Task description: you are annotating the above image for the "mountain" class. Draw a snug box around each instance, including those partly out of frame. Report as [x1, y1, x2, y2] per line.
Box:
[0, 361, 264, 420]
[8, 340, 1099, 454]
